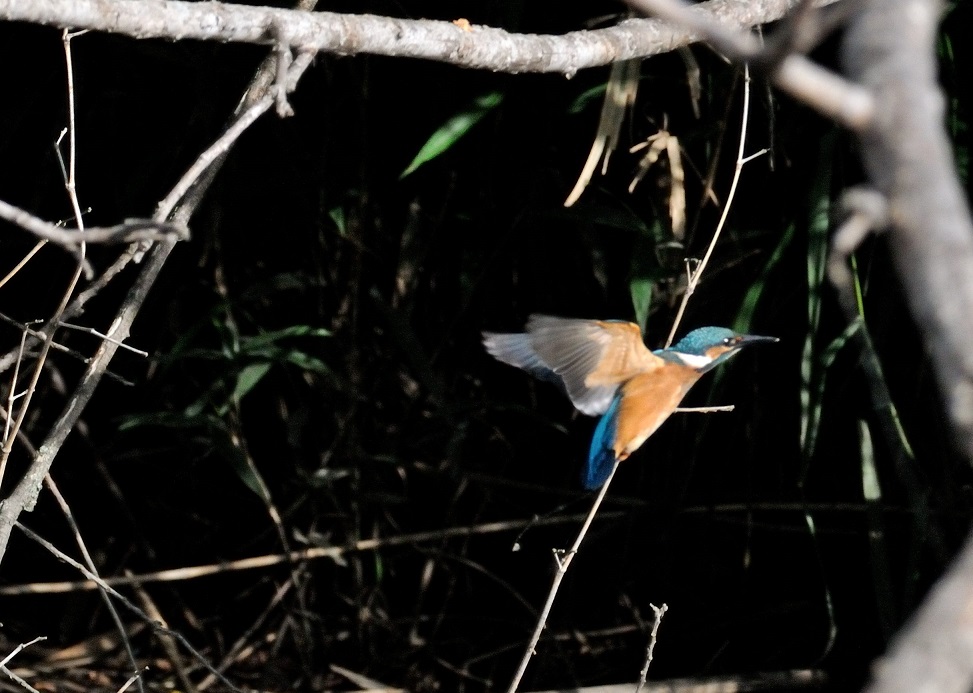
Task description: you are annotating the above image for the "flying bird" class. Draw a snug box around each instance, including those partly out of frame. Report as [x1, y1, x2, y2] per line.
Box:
[483, 315, 778, 489]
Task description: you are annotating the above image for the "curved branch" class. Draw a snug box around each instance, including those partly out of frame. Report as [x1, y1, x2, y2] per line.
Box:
[838, 0, 973, 689]
[626, 0, 873, 129]
[0, 199, 188, 246]
[843, 0, 973, 462]
[2, 0, 800, 74]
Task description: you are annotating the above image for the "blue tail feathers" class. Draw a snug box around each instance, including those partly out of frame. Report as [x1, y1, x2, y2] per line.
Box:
[584, 393, 621, 489]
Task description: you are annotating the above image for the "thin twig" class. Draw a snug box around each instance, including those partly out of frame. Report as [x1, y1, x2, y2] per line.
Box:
[0, 330, 28, 481]
[155, 94, 279, 221]
[0, 636, 46, 693]
[0, 636, 46, 669]
[197, 580, 295, 690]
[0, 244, 141, 378]
[115, 670, 147, 693]
[635, 603, 669, 693]
[0, 199, 188, 248]
[0, 29, 89, 494]
[128, 572, 195, 693]
[667, 64, 764, 345]
[0, 510, 627, 595]
[0, 313, 137, 386]
[57, 321, 149, 357]
[676, 404, 735, 413]
[0, 29, 317, 563]
[505, 461, 621, 693]
[44, 475, 144, 693]
[0, 240, 46, 292]
[0, 13, 323, 693]
[14, 521, 244, 693]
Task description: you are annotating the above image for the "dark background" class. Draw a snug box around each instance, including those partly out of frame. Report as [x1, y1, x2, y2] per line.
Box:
[0, 1, 971, 690]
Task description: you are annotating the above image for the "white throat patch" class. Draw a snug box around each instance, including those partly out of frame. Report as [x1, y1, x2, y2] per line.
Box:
[674, 352, 714, 369]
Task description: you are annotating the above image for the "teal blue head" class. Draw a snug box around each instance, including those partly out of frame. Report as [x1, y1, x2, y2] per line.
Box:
[665, 326, 778, 373]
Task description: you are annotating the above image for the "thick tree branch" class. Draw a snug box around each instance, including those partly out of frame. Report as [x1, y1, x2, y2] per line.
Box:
[843, 0, 973, 462]
[1, 0, 802, 74]
[838, 0, 973, 689]
[627, 0, 873, 129]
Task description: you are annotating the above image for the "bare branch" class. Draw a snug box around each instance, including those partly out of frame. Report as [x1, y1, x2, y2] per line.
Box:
[667, 65, 762, 345]
[0, 511, 628, 595]
[843, 0, 973, 462]
[44, 475, 143, 693]
[836, 0, 973, 688]
[0, 9, 318, 564]
[1, 0, 806, 74]
[626, 0, 874, 129]
[14, 521, 244, 693]
[506, 462, 621, 693]
[0, 198, 189, 246]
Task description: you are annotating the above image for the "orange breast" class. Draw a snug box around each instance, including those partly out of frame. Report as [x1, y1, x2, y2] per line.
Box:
[613, 365, 701, 459]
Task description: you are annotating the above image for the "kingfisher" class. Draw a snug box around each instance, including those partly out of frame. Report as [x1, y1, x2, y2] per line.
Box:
[483, 315, 778, 489]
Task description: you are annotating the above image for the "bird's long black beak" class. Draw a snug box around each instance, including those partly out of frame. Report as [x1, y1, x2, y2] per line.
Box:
[739, 334, 780, 346]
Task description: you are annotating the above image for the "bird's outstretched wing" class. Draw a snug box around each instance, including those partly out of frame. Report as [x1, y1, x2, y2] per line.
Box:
[483, 315, 664, 416]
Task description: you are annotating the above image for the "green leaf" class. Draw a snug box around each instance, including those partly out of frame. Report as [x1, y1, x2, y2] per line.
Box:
[231, 362, 273, 405]
[802, 511, 838, 657]
[800, 321, 860, 466]
[630, 277, 653, 335]
[568, 82, 608, 114]
[799, 132, 837, 467]
[733, 223, 795, 333]
[220, 438, 272, 502]
[282, 350, 333, 375]
[239, 325, 331, 351]
[329, 206, 347, 237]
[860, 419, 897, 638]
[860, 420, 881, 502]
[630, 218, 665, 334]
[117, 411, 194, 431]
[400, 91, 505, 178]
[184, 398, 210, 419]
